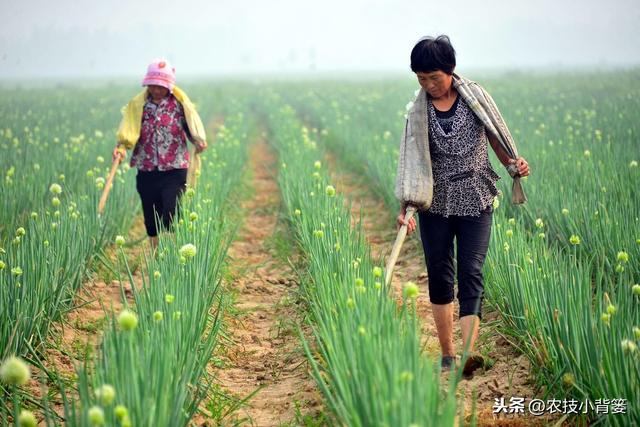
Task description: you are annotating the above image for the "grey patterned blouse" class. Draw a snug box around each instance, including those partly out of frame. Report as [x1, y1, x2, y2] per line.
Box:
[426, 94, 500, 217]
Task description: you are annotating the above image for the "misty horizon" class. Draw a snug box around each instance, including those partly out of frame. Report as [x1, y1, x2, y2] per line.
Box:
[1, 0, 639, 80]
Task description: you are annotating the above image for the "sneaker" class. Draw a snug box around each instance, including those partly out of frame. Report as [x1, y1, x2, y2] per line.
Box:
[440, 355, 456, 372]
[462, 353, 486, 378]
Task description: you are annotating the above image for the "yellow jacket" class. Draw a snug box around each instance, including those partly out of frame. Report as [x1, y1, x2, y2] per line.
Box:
[116, 85, 206, 150]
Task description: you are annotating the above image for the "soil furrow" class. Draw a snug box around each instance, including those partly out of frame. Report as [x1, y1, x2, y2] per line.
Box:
[212, 140, 322, 426]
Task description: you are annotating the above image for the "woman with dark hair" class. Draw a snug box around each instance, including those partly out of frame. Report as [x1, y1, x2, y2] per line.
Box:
[395, 35, 530, 377]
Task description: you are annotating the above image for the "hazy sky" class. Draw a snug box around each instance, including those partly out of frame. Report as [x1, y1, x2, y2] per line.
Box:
[1, 0, 639, 79]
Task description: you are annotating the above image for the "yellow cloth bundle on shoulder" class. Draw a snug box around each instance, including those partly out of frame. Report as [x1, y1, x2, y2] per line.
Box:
[116, 85, 206, 149]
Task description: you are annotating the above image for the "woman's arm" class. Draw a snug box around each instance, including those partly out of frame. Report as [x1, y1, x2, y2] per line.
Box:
[488, 131, 531, 177]
[487, 130, 512, 167]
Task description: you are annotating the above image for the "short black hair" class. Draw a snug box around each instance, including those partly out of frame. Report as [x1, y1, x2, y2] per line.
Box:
[410, 35, 456, 74]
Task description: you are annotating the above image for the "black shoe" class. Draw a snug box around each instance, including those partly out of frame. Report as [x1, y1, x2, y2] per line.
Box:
[441, 355, 456, 372]
[462, 353, 486, 378]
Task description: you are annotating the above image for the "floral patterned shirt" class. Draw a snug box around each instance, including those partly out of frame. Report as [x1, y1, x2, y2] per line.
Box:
[130, 94, 192, 171]
[426, 95, 500, 217]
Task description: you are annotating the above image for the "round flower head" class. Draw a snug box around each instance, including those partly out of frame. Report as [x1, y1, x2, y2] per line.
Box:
[18, 410, 37, 427]
[617, 251, 629, 263]
[569, 235, 581, 245]
[314, 160, 322, 169]
[179, 243, 197, 259]
[88, 406, 105, 426]
[117, 309, 138, 331]
[153, 311, 163, 322]
[114, 405, 129, 420]
[562, 372, 575, 387]
[403, 282, 419, 299]
[49, 183, 62, 195]
[399, 371, 413, 382]
[96, 384, 116, 406]
[372, 266, 383, 278]
[142, 58, 176, 91]
[115, 235, 126, 247]
[621, 339, 637, 354]
[0, 356, 31, 386]
[325, 185, 336, 197]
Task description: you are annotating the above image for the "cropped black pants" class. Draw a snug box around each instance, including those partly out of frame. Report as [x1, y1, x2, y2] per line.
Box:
[136, 168, 187, 237]
[417, 205, 493, 320]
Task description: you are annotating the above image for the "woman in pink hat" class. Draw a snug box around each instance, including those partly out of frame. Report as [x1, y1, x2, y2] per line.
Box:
[112, 58, 207, 249]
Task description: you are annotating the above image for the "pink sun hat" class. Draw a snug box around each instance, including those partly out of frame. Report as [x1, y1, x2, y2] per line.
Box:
[141, 58, 176, 91]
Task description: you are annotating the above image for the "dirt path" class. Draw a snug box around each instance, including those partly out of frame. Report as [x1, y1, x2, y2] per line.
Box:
[211, 140, 322, 426]
[323, 153, 561, 427]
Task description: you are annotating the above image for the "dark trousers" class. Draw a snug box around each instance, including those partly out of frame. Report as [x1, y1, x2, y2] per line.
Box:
[418, 205, 493, 320]
[136, 168, 187, 237]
